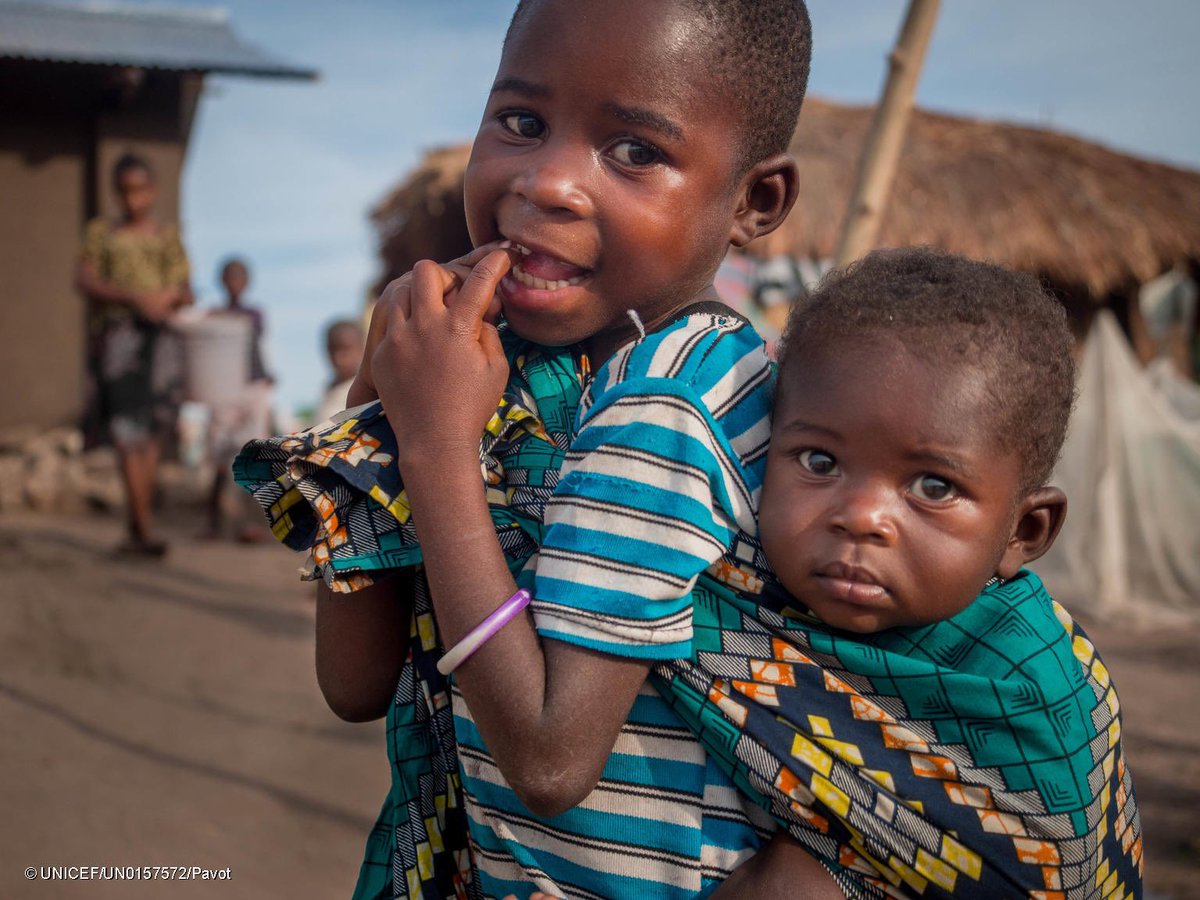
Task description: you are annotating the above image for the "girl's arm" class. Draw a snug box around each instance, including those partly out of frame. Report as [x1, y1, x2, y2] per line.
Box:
[76, 257, 139, 306]
[399, 429, 653, 814]
[75, 258, 180, 322]
[319, 242, 511, 721]
[315, 573, 413, 722]
[370, 255, 654, 816]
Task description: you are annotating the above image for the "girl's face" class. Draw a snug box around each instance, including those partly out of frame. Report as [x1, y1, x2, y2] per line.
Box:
[759, 334, 1026, 633]
[115, 167, 156, 221]
[463, 0, 745, 364]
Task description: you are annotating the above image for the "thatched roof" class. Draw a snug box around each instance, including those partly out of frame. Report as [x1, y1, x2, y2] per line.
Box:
[372, 99, 1200, 301]
[371, 145, 472, 294]
[760, 99, 1200, 299]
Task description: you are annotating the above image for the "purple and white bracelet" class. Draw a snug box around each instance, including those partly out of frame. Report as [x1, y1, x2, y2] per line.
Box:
[436, 588, 532, 676]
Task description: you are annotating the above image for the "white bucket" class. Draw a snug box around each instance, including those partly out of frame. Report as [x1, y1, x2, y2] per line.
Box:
[176, 314, 252, 406]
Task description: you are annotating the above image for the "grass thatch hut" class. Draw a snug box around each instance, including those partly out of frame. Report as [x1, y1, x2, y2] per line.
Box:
[371, 145, 473, 296]
[762, 99, 1200, 322]
[372, 98, 1200, 332]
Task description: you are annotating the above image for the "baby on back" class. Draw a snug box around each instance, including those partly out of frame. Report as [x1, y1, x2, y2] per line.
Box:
[661, 247, 1143, 897]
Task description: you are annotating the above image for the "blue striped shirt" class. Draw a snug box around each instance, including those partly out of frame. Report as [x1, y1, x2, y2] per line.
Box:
[454, 311, 777, 899]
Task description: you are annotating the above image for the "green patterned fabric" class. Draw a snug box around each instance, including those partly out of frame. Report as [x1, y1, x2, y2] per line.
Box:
[654, 561, 1143, 898]
[236, 335, 1142, 900]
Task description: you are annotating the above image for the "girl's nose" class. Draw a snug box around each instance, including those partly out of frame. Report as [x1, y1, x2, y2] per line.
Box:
[828, 483, 897, 544]
[511, 143, 592, 218]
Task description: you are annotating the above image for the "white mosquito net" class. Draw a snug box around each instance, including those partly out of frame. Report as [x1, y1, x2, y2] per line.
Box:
[1031, 311, 1200, 623]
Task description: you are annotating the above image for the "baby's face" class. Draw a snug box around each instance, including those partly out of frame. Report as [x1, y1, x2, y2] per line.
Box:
[759, 334, 1025, 633]
[464, 0, 744, 364]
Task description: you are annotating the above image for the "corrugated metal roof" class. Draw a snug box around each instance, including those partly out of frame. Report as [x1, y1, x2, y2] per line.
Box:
[0, 1, 316, 79]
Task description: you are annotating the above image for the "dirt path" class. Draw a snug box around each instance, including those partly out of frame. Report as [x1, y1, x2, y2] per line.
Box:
[0, 508, 1195, 898]
[0, 509, 388, 899]
[1078, 616, 1200, 898]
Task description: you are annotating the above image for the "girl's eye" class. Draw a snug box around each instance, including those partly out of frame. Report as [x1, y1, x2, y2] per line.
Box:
[797, 449, 838, 477]
[610, 139, 661, 167]
[500, 113, 544, 139]
[910, 474, 958, 502]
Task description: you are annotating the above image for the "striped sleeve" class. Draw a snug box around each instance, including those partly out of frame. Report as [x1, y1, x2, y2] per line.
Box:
[532, 315, 773, 659]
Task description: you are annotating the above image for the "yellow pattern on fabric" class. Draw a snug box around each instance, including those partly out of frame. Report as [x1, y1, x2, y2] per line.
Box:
[914, 847, 958, 891]
[940, 834, 982, 879]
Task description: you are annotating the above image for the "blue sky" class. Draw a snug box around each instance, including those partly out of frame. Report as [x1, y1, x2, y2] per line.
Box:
[113, 0, 1200, 414]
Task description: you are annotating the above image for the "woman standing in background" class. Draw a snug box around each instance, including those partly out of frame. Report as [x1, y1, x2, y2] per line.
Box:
[77, 152, 192, 556]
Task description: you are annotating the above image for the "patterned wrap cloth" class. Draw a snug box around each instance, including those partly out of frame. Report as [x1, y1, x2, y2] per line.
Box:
[80, 218, 191, 448]
[234, 330, 1143, 900]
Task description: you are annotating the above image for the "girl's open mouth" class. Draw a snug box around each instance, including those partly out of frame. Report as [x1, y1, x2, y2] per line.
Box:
[504, 241, 591, 292]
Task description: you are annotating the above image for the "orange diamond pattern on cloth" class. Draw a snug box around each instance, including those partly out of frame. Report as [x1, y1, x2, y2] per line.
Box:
[653, 568, 1143, 898]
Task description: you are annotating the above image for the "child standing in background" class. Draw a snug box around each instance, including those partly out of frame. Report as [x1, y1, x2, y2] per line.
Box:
[203, 257, 274, 542]
[77, 152, 192, 557]
[313, 319, 364, 425]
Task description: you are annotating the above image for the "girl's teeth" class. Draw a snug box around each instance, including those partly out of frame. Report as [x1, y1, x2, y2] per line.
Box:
[511, 263, 586, 291]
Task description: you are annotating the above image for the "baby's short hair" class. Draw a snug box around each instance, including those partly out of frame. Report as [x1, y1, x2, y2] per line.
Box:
[506, 0, 811, 171]
[777, 248, 1076, 493]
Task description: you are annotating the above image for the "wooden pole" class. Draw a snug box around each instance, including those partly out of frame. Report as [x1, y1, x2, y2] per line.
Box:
[834, 0, 941, 268]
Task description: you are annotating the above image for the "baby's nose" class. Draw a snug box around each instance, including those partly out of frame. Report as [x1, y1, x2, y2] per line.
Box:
[828, 483, 897, 543]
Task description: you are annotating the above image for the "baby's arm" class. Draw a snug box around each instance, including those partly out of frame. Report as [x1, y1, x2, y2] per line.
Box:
[712, 833, 844, 900]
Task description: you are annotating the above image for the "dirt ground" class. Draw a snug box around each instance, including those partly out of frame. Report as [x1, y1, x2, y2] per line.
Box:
[1, 506, 1196, 899]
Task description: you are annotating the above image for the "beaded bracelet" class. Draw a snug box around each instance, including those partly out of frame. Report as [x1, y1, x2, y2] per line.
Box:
[436, 588, 532, 676]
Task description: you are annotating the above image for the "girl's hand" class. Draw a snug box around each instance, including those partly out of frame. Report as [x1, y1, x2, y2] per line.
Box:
[369, 247, 515, 464]
[348, 241, 508, 408]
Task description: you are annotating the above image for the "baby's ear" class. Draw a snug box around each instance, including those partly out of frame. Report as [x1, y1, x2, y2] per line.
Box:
[729, 153, 800, 247]
[996, 486, 1067, 579]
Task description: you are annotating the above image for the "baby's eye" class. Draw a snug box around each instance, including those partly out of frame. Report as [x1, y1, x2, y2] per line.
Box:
[610, 139, 662, 167]
[500, 112, 545, 139]
[910, 474, 958, 502]
[797, 449, 838, 477]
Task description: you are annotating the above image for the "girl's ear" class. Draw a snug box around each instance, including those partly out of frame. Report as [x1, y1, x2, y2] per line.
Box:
[729, 153, 800, 248]
[996, 487, 1068, 579]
